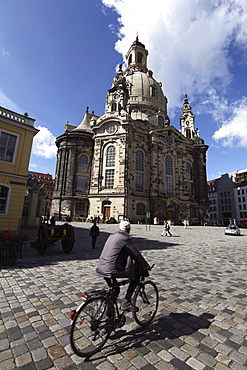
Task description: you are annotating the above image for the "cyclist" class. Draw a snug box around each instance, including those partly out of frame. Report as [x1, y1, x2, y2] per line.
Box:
[96, 220, 150, 312]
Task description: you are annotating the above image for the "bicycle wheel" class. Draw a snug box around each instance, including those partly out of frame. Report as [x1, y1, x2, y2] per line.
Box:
[70, 297, 115, 357]
[133, 280, 159, 326]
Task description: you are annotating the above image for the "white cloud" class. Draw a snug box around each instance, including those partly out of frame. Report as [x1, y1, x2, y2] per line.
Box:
[195, 89, 229, 122]
[29, 163, 37, 169]
[0, 90, 21, 112]
[2, 49, 10, 57]
[102, 0, 247, 111]
[213, 97, 247, 148]
[32, 126, 57, 158]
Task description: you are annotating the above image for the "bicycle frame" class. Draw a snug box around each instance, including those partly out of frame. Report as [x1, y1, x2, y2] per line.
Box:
[70, 266, 158, 357]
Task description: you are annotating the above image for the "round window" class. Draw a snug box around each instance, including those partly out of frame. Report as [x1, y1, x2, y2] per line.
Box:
[107, 125, 116, 134]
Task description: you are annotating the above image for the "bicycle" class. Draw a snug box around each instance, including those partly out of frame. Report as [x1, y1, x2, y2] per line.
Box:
[70, 265, 159, 358]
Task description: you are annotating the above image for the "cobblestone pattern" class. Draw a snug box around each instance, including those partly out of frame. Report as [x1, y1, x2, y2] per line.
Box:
[0, 223, 247, 369]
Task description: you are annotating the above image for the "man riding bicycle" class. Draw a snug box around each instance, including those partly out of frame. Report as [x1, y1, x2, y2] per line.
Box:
[96, 220, 150, 312]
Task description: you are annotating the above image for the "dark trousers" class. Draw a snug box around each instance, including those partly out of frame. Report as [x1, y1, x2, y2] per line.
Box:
[91, 236, 97, 249]
[104, 264, 144, 302]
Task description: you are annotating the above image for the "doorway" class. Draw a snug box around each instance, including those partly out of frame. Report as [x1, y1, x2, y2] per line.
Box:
[102, 200, 111, 220]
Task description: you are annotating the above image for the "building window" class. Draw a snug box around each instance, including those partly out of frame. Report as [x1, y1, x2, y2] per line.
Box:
[151, 87, 157, 97]
[75, 202, 85, 213]
[136, 173, 143, 191]
[166, 135, 173, 146]
[137, 203, 146, 215]
[165, 156, 173, 194]
[105, 169, 115, 189]
[158, 116, 164, 128]
[185, 129, 191, 138]
[111, 103, 117, 112]
[137, 52, 143, 64]
[187, 182, 193, 195]
[136, 150, 144, 171]
[166, 177, 173, 194]
[76, 176, 87, 192]
[106, 146, 116, 167]
[0, 131, 17, 163]
[165, 156, 172, 175]
[78, 155, 88, 173]
[186, 163, 192, 180]
[0, 184, 10, 214]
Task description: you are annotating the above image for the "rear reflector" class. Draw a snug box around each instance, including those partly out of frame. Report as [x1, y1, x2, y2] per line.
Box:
[70, 310, 76, 320]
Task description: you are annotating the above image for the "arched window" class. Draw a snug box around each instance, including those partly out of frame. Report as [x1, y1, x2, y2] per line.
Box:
[128, 54, 132, 65]
[165, 156, 173, 194]
[186, 129, 191, 138]
[186, 163, 192, 180]
[135, 150, 144, 191]
[158, 116, 164, 128]
[136, 150, 144, 171]
[106, 146, 116, 167]
[111, 103, 117, 112]
[186, 163, 193, 195]
[165, 156, 172, 175]
[78, 155, 88, 173]
[137, 203, 146, 215]
[137, 52, 143, 63]
[151, 87, 157, 97]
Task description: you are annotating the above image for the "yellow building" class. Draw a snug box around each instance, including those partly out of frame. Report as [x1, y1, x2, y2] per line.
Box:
[0, 107, 38, 232]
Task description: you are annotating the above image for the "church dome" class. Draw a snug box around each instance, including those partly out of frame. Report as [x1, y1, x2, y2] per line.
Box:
[125, 71, 167, 113]
[124, 37, 168, 118]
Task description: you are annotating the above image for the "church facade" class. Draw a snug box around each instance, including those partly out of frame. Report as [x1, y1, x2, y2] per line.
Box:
[51, 38, 209, 224]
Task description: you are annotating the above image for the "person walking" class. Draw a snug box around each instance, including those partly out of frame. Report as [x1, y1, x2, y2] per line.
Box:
[161, 220, 172, 236]
[89, 221, 99, 249]
[96, 221, 150, 312]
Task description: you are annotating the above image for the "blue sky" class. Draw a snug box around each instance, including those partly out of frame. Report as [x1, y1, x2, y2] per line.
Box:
[1, 0, 247, 181]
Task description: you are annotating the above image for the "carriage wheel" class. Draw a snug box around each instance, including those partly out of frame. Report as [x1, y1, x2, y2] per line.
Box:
[37, 224, 48, 255]
[62, 224, 75, 253]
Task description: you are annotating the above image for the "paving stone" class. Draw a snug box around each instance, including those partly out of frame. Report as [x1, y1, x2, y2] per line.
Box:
[0, 338, 10, 351]
[171, 358, 193, 369]
[186, 357, 205, 370]
[157, 349, 173, 362]
[215, 353, 231, 366]
[12, 344, 29, 357]
[48, 344, 66, 360]
[229, 350, 247, 365]
[1, 224, 247, 370]
[15, 353, 32, 367]
[197, 352, 217, 367]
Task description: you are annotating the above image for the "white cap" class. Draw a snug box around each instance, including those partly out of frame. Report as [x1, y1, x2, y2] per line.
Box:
[119, 220, 131, 231]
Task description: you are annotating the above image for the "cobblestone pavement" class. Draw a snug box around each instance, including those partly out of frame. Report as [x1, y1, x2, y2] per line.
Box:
[1, 222, 247, 370]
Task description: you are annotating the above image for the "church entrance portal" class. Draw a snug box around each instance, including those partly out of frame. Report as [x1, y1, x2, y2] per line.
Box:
[102, 200, 111, 220]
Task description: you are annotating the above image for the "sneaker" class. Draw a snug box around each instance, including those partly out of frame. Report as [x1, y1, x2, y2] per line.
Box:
[121, 300, 139, 312]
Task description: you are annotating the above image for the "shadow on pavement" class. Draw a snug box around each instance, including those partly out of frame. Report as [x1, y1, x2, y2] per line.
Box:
[7, 224, 180, 269]
[88, 311, 215, 362]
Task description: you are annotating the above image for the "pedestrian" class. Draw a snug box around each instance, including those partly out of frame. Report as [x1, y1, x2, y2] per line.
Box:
[166, 221, 172, 236]
[183, 219, 189, 229]
[161, 220, 172, 236]
[96, 221, 150, 311]
[89, 221, 99, 249]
